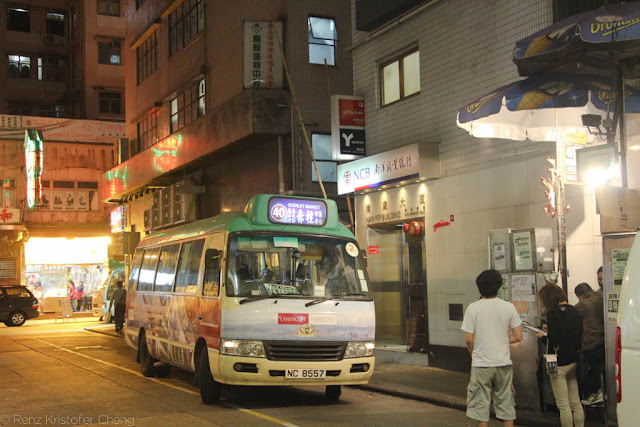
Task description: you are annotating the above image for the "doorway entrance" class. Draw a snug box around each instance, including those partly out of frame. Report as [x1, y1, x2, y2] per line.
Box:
[367, 222, 428, 351]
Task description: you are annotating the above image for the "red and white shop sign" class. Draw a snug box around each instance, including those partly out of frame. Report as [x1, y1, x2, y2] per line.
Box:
[278, 313, 309, 325]
[0, 207, 20, 224]
[339, 98, 365, 127]
[368, 245, 379, 255]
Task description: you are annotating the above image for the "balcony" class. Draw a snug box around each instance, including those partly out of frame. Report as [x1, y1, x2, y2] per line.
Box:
[103, 87, 290, 202]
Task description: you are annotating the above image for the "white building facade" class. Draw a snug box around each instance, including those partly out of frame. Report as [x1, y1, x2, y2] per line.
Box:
[346, 0, 617, 397]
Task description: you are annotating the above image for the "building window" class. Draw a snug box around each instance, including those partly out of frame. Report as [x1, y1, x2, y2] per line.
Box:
[0, 179, 16, 208]
[37, 56, 65, 81]
[381, 49, 420, 106]
[41, 180, 99, 211]
[137, 110, 159, 152]
[99, 92, 123, 115]
[168, 0, 205, 56]
[8, 55, 31, 79]
[308, 16, 337, 66]
[98, 0, 120, 16]
[170, 79, 206, 133]
[136, 32, 157, 84]
[311, 134, 337, 183]
[136, 0, 148, 9]
[46, 12, 65, 36]
[38, 104, 68, 118]
[7, 101, 32, 116]
[98, 40, 122, 65]
[7, 8, 30, 32]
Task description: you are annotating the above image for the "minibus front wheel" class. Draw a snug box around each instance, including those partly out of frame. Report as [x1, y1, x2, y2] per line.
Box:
[139, 331, 156, 377]
[199, 346, 222, 404]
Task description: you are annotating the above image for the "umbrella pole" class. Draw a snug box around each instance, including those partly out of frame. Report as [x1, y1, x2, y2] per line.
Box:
[555, 131, 568, 293]
[618, 66, 628, 188]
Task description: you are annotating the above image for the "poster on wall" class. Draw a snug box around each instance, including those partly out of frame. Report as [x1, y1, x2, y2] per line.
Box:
[607, 291, 620, 324]
[497, 275, 509, 300]
[612, 249, 630, 293]
[64, 191, 75, 210]
[77, 191, 89, 211]
[511, 274, 536, 302]
[512, 231, 533, 271]
[53, 190, 63, 210]
[493, 244, 507, 271]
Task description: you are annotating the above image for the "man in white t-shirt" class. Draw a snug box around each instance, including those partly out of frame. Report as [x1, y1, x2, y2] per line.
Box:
[461, 269, 523, 427]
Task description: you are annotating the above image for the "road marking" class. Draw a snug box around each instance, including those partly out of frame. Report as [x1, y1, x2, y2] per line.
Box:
[31, 338, 298, 426]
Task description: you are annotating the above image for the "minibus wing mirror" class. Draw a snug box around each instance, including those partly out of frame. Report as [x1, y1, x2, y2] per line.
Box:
[205, 248, 221, 268]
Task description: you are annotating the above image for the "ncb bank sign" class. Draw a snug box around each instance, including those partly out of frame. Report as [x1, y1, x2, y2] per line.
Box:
[337, 144, 420, 194]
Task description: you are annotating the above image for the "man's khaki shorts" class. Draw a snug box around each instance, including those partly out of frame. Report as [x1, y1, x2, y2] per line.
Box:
[466, 365, 516, 422]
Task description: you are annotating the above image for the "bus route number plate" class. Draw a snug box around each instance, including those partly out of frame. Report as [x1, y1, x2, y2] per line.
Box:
[285, 369, 326, 379]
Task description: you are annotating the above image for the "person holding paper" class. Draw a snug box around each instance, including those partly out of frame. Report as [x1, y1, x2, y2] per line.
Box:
[537, 284, 584, 427]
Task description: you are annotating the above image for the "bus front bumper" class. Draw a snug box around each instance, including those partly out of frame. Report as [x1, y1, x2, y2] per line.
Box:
[214, 353, 375, 386]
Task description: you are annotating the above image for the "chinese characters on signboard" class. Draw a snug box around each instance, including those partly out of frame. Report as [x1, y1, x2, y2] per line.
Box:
[337, 143, 420, 194]
[2, 115, 125, 143]
[331, 95, 366, 160]
[243, 22, 283, 89]
[268, 197, 327, 227]
[24, 129, 44, 209]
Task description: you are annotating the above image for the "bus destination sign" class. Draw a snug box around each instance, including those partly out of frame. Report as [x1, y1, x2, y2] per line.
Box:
[268, 197, 327, 227]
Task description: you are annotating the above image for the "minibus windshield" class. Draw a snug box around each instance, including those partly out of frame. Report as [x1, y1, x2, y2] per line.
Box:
[226, 233, 371, 300]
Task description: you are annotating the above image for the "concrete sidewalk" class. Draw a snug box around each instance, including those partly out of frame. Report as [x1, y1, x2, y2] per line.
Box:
[360, 362, 563, 426]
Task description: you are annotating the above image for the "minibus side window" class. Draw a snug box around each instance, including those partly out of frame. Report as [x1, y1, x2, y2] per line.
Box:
[138, 247, 160, 291]
[129, 251, 143, 291]
[203, 235, 224, 297]
[153, 244, 180, 292]
[175, 239, 205, 294]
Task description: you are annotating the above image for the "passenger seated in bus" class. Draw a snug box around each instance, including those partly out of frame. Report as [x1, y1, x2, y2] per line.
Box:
[237, 263, 251, 281]
[260, 267, 274, 283]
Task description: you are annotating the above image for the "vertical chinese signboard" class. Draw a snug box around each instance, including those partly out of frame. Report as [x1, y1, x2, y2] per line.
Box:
[24, 129, 44, 209]
[243, 22, 283, 89]
[331, 95, 366, 161]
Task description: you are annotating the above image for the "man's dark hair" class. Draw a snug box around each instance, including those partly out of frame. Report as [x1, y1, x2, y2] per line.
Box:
[475, 269, 502, 298]
[538, 283, 567, 311]
[597, 266, 603, 275]
[575, 282, 593, 298]
[116, 280, 123, 288]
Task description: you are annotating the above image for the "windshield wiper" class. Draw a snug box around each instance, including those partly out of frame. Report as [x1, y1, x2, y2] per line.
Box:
[305, 293, 367, 307]
[239, 295, 278, 304]
[305, 297, 334, 307]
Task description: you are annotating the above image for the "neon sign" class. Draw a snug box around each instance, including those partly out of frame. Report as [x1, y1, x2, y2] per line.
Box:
[24, 129, 44, 209]
[267, 197, 327, 227]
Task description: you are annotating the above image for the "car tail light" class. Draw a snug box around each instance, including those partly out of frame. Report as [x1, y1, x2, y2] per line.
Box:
[32, 300, 39, 310]
[616, 326, 622, 403]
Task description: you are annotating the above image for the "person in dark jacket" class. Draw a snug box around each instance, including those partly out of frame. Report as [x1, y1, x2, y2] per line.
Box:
[574, 282, 605, 404]
[109, 281, 127, 334]
[537, 284, 584, 427]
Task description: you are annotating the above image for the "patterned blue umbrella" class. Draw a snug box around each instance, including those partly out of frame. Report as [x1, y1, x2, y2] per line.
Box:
[514, 3, 640, 78]
[457, 73, 640, 143]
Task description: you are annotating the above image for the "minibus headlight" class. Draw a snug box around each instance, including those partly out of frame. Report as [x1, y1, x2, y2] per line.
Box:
[220, 339, 266, 358]
[344, 342, 374, 358]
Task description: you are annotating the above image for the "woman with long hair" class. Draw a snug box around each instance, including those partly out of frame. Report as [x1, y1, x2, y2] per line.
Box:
[537, 283, 584, 427]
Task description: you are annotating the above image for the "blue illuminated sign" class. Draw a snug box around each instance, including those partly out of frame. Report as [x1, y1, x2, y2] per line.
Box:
[268, 197, 327, 227]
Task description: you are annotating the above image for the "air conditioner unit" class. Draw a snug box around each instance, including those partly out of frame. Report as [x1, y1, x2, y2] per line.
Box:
[44, 34, 64, 45]
[143, 209, 152, 231]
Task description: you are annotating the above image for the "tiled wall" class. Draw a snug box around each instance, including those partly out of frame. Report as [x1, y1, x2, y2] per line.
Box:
[355, 156, 603, 348]
[351, 0, 555, 175]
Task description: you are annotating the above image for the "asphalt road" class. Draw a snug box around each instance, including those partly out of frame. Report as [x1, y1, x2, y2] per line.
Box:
[0, 319, 505, 426]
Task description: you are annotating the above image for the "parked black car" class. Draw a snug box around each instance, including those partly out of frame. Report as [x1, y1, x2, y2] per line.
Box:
[0, 285, 40, 326]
